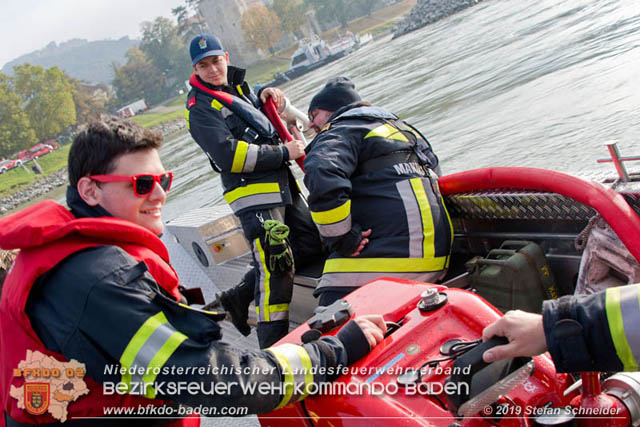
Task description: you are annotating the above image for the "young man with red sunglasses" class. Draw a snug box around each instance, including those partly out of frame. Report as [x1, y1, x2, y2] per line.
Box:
[0, 116, 385, 425]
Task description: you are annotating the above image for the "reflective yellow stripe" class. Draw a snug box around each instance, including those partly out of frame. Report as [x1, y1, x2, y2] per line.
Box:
[184, 109, 190, 129]
[256, 237, 272, 322]
[443, 193, 455, 252]
[310, 200, 351, 225]
[236, 85, 244, 96]
[295, 346, 313, 401]
[231, 141, 249, 173]
[268, 349, 295, 409]
[119, 312, 167, 390]
[211, 99, 223, 110]
[269, 303, 289, 313]
[410, 178, 435, 259]
[606, 287, 638, 370]
[178, 302, 221, 316]
[267, 344, 314, 408]
[324, 256, 448, 273]
[224, 183, 281, 204]
[364, 123, 408, 142]
[141, 331, 187, 398]
[256, 304, 290, 316]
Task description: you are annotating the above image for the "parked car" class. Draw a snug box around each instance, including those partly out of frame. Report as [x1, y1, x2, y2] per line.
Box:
[0, 159, 23, 174]
[18, 143, 55, 162]
[43, 139, 59, 150]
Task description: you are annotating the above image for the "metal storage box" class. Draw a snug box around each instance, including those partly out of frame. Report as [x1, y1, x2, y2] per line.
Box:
[165, 206, 252, 290]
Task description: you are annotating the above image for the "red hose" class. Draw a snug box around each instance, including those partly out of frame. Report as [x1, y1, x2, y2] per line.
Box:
[263, 98, 305, 172]
[439, 167, 640, 263]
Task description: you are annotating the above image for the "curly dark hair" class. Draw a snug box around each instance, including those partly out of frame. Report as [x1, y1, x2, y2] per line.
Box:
[68, 116, 163, 187]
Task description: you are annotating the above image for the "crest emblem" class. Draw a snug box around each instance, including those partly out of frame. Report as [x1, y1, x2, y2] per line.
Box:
[24, 383, 50, 415]
[199, 38, 207, 49]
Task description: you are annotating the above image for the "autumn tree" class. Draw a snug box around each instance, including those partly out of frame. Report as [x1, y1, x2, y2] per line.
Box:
[270, 0, 307, 38]
[0, 74, 37, 157]
[111, 47, 165, 105]
[12, 65, 76, 141]
[139, 17, 192, 93]
[241, 4, 283, 53]
[71, 79, 110, 125]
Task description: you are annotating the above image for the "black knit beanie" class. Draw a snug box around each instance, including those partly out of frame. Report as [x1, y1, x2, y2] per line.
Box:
[308, 77, 361, 114]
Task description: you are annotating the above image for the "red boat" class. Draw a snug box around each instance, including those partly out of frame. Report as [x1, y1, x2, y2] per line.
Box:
[166, 142, 640, 426]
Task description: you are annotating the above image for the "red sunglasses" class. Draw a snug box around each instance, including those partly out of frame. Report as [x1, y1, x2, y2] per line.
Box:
[89, 172, 174, 197]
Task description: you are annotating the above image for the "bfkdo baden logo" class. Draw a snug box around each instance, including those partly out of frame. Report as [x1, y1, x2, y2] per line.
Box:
[11, 350, 89, 422]
[24, 383, 50, 415]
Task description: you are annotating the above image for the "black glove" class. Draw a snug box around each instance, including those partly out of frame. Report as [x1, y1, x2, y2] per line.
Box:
[329, 223, 363, 257]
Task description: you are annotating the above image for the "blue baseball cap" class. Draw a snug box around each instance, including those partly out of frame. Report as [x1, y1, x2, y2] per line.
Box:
[190, 34, 225, 66]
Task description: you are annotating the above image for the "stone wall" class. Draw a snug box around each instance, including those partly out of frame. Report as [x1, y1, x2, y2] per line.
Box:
[393, 0, 486, 38]
[0, 168, 68, 214]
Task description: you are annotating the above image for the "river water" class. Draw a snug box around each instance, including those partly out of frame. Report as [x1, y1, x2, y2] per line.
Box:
[161, 0, 640, 222]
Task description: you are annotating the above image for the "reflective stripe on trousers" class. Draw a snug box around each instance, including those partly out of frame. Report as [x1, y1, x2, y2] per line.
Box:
[253, 207, 290, 322]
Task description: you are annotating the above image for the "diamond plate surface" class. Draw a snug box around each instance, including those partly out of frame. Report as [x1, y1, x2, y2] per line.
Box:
[445, 191, 596, 221]
[446, 186, 640, 221]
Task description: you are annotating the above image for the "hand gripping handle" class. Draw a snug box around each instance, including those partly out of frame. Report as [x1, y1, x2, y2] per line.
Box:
[263, 97, 306, 172]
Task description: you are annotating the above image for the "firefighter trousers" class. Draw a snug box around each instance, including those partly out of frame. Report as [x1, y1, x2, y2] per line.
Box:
[237, 191, 324, 348]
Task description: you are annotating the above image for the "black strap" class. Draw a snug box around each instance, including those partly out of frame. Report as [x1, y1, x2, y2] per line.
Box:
[356, 150, 418, 175]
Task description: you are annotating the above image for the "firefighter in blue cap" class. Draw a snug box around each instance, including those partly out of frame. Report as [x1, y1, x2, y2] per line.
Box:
[304, 77, 453, 306]
[185, 34, 324, 348]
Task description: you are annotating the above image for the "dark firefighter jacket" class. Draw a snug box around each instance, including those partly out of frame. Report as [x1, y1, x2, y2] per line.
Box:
[543, 283, 640, 373]
[303, 104, 453, 293]
[0, 189, 370, 426]
[186, 68, 295, 214]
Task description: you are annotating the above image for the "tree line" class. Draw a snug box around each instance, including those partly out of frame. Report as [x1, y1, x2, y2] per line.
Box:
[0, 17, 190, 158]
[0, 65, 111, 158]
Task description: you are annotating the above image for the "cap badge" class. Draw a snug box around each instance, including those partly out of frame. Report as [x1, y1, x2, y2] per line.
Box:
[199, 38, 207, 49]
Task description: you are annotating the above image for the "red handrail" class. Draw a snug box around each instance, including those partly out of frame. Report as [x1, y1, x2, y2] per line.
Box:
[439, 167, 640, 263]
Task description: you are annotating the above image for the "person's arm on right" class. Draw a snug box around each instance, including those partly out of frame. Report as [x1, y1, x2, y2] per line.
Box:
[483, 284, 640, 373]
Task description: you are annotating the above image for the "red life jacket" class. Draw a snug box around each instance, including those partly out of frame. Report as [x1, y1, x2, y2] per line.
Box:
[0, 200, 199, 426]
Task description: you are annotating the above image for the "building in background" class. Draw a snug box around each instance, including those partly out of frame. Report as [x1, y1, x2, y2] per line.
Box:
[198, 0, 262, 67]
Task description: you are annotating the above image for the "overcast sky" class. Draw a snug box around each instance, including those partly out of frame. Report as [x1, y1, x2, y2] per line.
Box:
[0, 0, 186, 69]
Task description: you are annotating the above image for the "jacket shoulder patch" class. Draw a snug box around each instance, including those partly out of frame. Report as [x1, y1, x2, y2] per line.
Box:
[187, 97, 196, 109]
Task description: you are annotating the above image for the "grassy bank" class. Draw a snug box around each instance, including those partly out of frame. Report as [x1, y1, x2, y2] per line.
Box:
[0, 145, 71, 197]
[130, 109, 184, 128]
